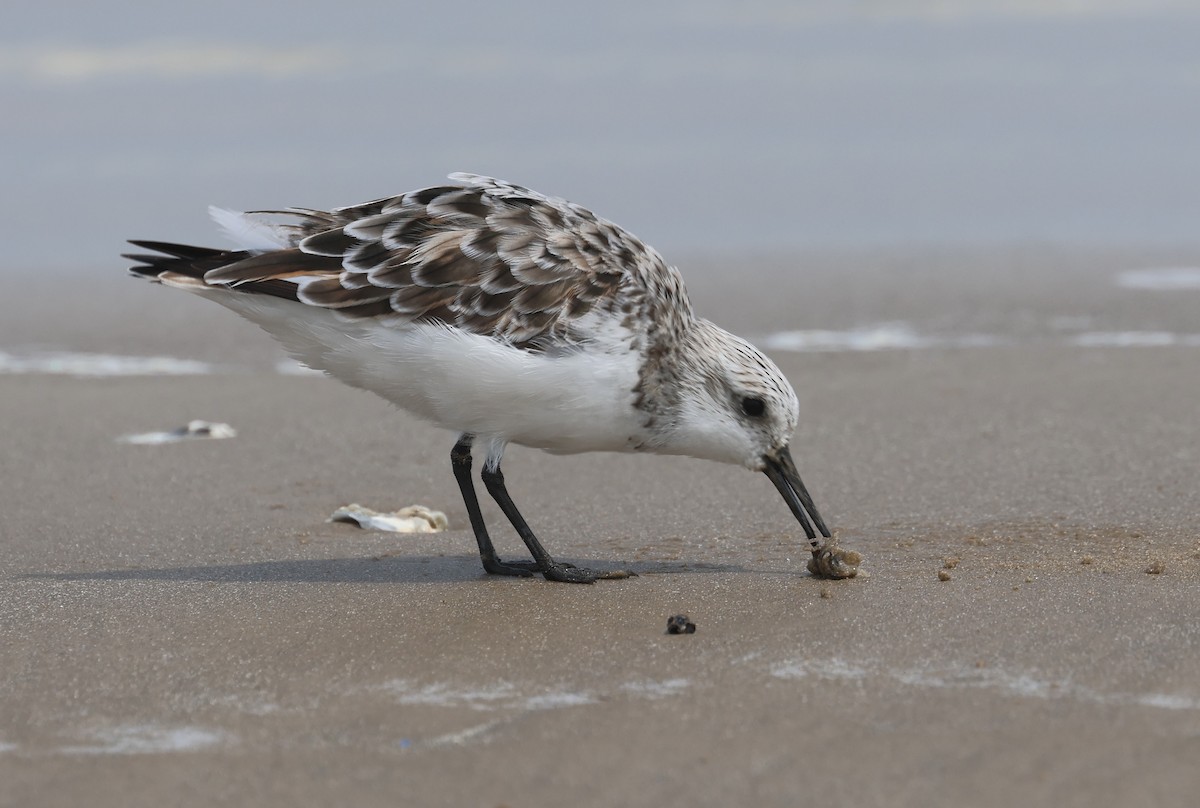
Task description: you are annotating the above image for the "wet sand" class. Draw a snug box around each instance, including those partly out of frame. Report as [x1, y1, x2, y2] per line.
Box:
[2, 254, 1199, 807]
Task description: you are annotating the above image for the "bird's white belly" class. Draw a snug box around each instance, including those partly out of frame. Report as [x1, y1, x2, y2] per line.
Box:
[213, 294, 646, 454]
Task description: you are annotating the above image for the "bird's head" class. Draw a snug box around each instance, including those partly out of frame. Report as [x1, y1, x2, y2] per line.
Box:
[660, 320, 831, 546]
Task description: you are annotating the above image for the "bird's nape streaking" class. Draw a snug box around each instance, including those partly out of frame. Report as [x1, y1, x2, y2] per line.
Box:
[124, 173, 857, 583]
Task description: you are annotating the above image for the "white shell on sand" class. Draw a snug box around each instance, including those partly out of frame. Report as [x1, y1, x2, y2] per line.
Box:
[118, 420, 237, 445]
[329, 503, 448, 533]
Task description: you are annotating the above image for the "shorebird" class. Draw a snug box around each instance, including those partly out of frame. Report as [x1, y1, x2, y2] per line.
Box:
[126, 174, 846, 583]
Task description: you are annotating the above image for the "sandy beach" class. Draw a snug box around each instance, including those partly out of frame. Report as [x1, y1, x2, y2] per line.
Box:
[2, 250, 1199, 807]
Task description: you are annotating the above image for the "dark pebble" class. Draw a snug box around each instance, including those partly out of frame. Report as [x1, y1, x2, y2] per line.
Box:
[666, 614, 696, 634]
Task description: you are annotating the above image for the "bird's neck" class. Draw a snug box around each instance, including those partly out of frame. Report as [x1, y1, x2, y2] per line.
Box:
[631, 318, 728, 452]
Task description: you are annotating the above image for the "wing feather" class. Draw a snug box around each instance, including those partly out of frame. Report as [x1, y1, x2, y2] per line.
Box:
[131, 175, 695, 351]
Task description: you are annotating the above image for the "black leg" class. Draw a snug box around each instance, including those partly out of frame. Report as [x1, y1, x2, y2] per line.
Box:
[450, 435, 539, 577]
[479, 462, 635, 583]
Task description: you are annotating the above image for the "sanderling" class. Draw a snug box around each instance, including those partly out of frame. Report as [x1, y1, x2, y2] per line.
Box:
[125, 173, 839, 583]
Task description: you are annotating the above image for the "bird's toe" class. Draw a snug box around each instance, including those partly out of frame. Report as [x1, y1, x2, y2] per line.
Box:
[540, 563, 636, 583]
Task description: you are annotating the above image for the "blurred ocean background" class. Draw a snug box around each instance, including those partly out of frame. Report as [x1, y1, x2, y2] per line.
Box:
[5, 0, 1199, 266]
[2, 0, 1198, 372]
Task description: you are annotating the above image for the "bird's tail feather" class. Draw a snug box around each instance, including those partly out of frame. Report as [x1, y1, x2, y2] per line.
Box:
[123, 240, 303, 301]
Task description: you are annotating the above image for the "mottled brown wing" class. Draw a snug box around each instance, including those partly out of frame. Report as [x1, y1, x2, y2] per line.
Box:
[203, 175, 692, 349]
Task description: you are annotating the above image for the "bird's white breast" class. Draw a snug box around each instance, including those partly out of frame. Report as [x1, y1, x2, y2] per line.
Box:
[211, 293, 646, 454]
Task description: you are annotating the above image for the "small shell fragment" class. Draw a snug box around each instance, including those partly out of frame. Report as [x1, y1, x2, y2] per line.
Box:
[807, 543, 863, 579]
[329, 503, 448, 533]
[119, 420, 237, 445]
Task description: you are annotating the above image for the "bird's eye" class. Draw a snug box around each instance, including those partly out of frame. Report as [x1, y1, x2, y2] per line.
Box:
[740, 396, 766, 418]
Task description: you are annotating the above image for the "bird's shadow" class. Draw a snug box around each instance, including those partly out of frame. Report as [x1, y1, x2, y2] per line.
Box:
[23, 554, 754, 585]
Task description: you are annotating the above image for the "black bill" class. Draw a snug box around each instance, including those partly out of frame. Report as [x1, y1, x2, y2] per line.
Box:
[762, 446, 831, 552]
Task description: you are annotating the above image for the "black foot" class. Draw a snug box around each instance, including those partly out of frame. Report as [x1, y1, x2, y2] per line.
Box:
[541, 563, 637, 584]
[481, 558, 540, 577]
